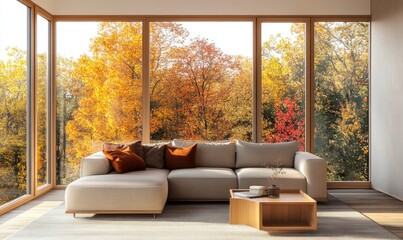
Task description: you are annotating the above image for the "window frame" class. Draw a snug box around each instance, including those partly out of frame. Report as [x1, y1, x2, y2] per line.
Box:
[51, 16, 370, 189]
[0, 1, 55, 215]
[35, 9, 53, 193]
[257, 18, 311, 151]
[146, 17, 256, 142]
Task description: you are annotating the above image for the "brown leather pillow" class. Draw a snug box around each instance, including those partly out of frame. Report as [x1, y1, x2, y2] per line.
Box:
[102, 148, 146, 173]
[165, 144, 197, 170]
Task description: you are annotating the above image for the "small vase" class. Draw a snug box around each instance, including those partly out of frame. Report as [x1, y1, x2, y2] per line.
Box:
[268, 184, 280, 198]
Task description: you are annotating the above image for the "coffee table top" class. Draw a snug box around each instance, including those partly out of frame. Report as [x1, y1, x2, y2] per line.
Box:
[230, 189, 316, 204]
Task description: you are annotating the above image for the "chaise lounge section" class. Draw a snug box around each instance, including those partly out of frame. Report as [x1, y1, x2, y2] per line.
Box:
[65, 152, 169, 214]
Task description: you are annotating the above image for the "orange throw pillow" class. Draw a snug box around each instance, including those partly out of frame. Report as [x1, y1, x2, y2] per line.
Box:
[103, 148, 146, 173]
[165, 144, 197, 170]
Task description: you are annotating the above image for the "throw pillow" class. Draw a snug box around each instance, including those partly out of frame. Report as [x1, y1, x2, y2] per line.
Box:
[235, 140, 298, 168]
[165, 144, 197, 170]
[142, 143, 166, 169]
[123, 140, 144, 160]
[102, 148, 146, 173]
[103, 140, 144, 160]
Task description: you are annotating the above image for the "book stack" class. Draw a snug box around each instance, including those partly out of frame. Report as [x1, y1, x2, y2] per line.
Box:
[250, 186, 268, 195]
[233, 186, 268, 198]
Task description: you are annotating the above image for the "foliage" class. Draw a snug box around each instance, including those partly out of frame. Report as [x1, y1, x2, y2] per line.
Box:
[261, 23, 305, 150]
[0, 48, 28, 205]
[264, 98, 305, 150]
[314, 22, 369, 180]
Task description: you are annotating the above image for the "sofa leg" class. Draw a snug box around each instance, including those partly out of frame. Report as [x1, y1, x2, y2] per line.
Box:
[73, 213, 76, 218]
[153, 214, 156, 219]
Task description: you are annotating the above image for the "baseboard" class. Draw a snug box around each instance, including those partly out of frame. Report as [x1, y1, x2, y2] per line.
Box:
[371, 187, 403, 202]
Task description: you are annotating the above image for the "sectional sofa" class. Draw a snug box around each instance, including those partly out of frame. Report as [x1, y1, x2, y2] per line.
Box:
[65, 140, 327, 215]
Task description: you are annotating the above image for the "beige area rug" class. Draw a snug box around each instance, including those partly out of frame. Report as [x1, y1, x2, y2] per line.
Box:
[6, 194, 400, 240]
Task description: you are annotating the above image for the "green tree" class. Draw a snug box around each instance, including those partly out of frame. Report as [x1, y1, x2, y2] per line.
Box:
[314, 22, 369, 180]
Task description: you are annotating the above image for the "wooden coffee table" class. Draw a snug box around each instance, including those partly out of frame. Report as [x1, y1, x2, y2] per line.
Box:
[229, 189, 317, 231]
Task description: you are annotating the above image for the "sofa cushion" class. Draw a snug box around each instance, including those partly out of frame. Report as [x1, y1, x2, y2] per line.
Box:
[172, 139, 236, 168]
[65, 168, 169, 213]
[142, 143, 166, 169]
[235, 168, 307, 192]
[167, 167, 238, 200]
[235, 140, 298, 168]
[165, 144, 197, 170]
[102, 148, 146, 173]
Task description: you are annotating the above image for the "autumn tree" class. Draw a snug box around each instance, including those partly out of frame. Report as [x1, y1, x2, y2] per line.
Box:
[265, 98, 305, 149]
[224, 56, 253, 141]
[261, 23, 305, 149]
[61, 22, 143, 177]
[56, 56, 78, 184]
[0, 48, 28, 204]
[149, 22, 188, 140]
[151, 37, 239, 140]
[37, 52, 49, 186]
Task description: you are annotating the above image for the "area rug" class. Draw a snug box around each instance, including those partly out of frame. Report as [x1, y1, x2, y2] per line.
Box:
[6, 194, 399, 240]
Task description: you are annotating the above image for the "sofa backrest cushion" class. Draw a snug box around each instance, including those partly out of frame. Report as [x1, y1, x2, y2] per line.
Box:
[235, 140, 298, 168]
[165, 144, 197, 170]
[172, 139, 236, 168]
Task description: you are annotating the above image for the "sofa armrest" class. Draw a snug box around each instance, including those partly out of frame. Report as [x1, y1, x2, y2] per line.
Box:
[294, 152, 327, 202]
[80, 151, 112, 177]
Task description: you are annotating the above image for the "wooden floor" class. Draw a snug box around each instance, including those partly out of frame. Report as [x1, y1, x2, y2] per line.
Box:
[330, 189, 403, 239]
[0, 189, 402, 239]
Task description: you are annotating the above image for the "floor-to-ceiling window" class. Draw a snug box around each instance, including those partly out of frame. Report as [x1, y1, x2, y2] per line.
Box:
[260, 20, 307, 150]
[36, 14, 51, 188]
[149, 21, 253, 142]
[56, 21, 143, 184]
[313, 21, 370, 181]
[0, 0, 30, 205]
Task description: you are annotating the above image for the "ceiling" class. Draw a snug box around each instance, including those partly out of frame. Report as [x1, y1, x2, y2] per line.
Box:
[32, 0, 370, 16]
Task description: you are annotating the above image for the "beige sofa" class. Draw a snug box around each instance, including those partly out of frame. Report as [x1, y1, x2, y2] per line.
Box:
[65, 140, 327, 215]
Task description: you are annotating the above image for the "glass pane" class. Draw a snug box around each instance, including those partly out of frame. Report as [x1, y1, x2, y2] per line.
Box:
[261, 22, 306, 150]
[0, 0, 29, 205]
[56, 22, 143, 184]
[37, 15, 50, 188]
[150, 22, 253, 141]
[314, 22, 369, 181]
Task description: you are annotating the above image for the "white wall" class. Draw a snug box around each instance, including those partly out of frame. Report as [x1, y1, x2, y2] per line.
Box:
[371, 0, 403, 201]
[32, 0, 370, 16]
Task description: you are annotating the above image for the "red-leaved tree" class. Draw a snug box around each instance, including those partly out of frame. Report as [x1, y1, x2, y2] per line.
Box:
[265, 98, 305, 150]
